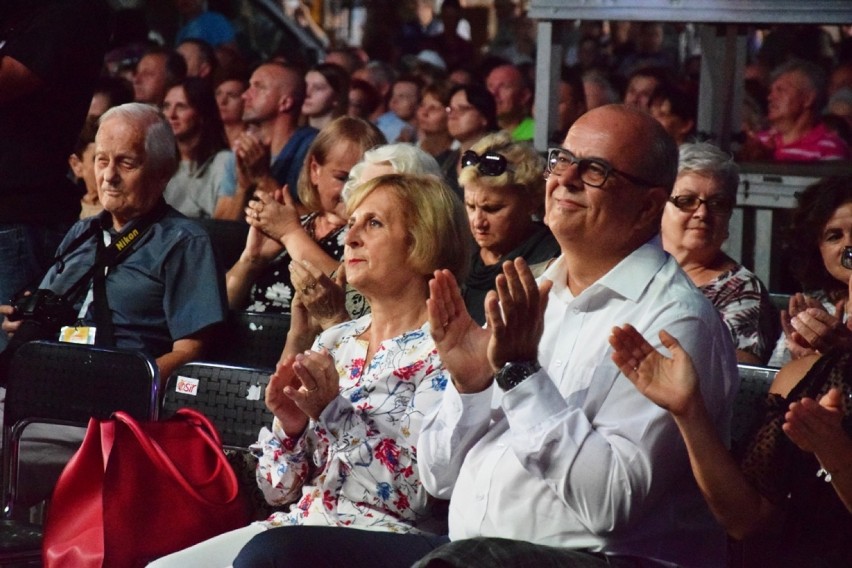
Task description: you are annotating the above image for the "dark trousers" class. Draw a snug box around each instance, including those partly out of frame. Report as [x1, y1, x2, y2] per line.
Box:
[232, 526, 450, 568]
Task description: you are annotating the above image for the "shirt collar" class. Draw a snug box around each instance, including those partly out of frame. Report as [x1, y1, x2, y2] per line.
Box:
[541, 234, 668, 304]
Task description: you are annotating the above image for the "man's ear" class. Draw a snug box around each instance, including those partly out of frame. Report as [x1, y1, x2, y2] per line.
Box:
[279, 94, 295, 114]
[637, 185, 669, 229]
[68, 154, 83, 180]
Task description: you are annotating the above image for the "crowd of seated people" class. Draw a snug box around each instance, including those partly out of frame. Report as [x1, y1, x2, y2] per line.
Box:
[3, 2, 852, 566]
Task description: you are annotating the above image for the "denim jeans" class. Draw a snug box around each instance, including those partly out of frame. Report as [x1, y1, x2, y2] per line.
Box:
[0, 222, 69, 351]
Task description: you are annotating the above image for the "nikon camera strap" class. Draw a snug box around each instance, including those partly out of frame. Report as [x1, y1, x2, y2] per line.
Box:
[57, 199, 170, 346]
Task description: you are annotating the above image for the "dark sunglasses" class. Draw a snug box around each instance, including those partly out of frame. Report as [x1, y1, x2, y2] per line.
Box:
[461, 150, 514, 177]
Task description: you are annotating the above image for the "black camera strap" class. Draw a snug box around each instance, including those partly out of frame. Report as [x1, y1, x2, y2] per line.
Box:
[56, 199, 170, 346]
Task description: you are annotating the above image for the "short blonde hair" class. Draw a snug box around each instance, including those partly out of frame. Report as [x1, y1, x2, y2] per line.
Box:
[346, 173, 470, 282]
[297, 116, 386, 212]
[458, 131, 545, 207]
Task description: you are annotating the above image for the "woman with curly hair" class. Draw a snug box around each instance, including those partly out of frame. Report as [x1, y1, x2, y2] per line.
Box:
[769, 174, 852, 366]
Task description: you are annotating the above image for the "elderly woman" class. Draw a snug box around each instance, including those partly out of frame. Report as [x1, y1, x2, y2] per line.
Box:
[769, 175, 852, 367]
[290, 143, 443, 330]
[226, 116, 385, 314]
[459, 131, 560, 324]
[661, 142, 776, 364]
[609, 324, 852, 567]
[149, 174, 469, 567]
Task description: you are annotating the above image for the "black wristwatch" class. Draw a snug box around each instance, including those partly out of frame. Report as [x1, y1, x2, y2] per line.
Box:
[495, 360, 541, 391]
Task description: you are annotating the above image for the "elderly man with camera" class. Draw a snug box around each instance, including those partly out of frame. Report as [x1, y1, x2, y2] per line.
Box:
[0, 102, 227, 384]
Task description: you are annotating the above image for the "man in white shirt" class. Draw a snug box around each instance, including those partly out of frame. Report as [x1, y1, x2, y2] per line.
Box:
[227, 104, 738, 568]
[416, 104, 738, 567]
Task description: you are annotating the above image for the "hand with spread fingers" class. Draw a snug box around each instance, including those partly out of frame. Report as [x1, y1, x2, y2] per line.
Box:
[427, 269, 492, 393]
[609, 324, 701, 417]
[290, 260, 349, 330]
[283, 348, 340, 420]
[245, 186, 302, 242]
[266, 355, 309, 437]
[484, 257, 552, 371]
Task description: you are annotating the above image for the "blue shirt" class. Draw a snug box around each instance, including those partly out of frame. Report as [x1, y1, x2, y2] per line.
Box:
[41, 206, 228, 357]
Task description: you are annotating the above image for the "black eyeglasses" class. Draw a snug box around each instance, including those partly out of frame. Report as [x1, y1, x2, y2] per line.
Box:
[668, 194, 735, 215]
[545, 147, 658, 188]
[461, 150, 514, 177]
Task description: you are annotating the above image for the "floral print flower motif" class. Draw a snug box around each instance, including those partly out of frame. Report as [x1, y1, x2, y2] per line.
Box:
[375, 438, 401, 471]
[254, 315, 450, 533]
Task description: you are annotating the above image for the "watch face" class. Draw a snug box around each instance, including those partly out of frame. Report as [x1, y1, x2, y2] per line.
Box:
[496, 361, 540, 390]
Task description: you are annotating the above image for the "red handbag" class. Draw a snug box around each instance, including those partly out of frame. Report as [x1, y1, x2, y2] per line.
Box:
[42, 408, 251, 568]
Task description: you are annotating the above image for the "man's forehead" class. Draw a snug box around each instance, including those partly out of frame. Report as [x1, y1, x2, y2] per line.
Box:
[95, 120, 145, 152]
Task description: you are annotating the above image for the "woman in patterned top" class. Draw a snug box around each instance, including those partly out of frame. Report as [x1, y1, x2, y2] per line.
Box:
[661, 142, 777, 364]
[609, 324, 852, 567]
[150, 174, 470, 567]
[225, 116, 385, 314]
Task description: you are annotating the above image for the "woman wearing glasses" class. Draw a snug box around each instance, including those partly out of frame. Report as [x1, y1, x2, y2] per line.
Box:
[460, 131, 560, 324]
[660, 142, 776, 364]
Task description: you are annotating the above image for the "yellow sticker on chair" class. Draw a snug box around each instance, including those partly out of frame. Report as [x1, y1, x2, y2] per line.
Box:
[59, 326, 96, 345]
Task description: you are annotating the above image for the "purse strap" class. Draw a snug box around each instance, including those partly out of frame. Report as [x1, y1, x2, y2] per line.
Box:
[110, 409, 236, 505]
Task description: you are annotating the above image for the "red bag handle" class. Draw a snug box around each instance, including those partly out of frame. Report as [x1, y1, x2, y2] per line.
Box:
[110, 409, 239, 505]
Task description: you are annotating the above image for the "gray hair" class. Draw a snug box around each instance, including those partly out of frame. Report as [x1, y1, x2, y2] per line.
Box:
[100, 102, 178, 182]
[771, 58, 827, 111]
[342, 143, 441, 201]
[677, 142, 739, 201]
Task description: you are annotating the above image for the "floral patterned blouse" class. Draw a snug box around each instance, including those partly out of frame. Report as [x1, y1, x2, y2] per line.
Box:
[247, 213, 346, 314]
[253, 315, 448, 533]
[700, 262, 778, 363]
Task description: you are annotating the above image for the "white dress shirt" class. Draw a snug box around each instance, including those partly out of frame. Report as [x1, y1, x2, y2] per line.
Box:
[418, 237, 739, 567]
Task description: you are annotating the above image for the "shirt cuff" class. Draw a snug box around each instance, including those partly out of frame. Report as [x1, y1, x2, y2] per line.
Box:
[444, 377, 494, 428]
[501, 370, 569, 430]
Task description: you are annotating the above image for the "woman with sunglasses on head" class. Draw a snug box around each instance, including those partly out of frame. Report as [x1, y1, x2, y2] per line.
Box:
[661, 142, 776, 364]
[459, 131, 560, 324]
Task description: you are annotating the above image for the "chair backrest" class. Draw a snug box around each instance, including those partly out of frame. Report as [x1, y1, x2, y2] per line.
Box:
[161, 362, 273, 449]
[3, 340, 159, 516]
[193, 218, 249, 273]
[731, 363, 779, 454]
[208, 311, 291, 370]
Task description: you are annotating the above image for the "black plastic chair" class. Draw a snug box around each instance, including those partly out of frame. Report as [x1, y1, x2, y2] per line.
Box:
[0, 340, 159, 562]
[161, 362, 273, 449]
[731, 363, 779, 455]
[208, 311, 291, 370]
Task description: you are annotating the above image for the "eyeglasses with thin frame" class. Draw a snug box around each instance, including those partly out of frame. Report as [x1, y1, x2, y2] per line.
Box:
[668, 194, 735, 216]
[545, 147, 658, 188]
[461, 150, 514, 177]
[446, 104, 475, 115]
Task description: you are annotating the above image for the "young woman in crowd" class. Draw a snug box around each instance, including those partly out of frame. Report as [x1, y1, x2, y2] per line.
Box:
[416, 81, 457, 185]
[214, 73, 248, 147]
[302, 62, 350, 130]
[225, 116, 385, 314]
[162, 77, 236, 219]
